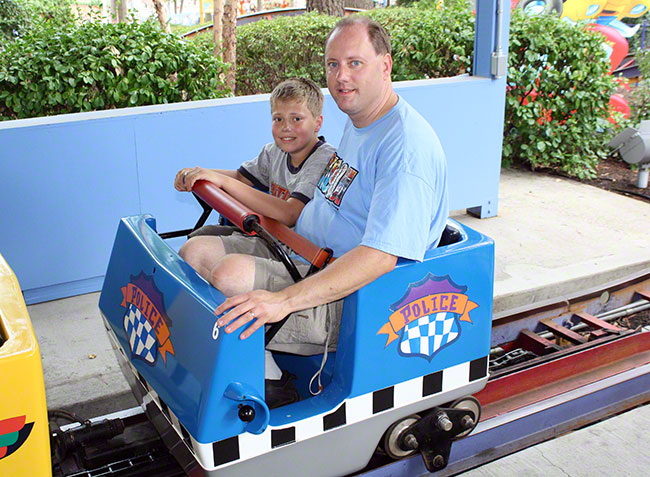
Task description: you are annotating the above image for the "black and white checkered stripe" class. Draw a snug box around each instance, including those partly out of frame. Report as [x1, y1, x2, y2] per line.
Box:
[109, 322, 488, 471]
[193, 356, 487, 470]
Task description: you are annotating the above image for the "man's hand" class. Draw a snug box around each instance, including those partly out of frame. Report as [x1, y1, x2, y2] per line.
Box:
[174, 167, 224, 191]
[213, 246, 396, 341]
[215, 289, 291, 340]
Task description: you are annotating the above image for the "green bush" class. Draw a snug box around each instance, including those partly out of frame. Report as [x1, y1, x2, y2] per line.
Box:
[369, 5, 473, 81]
[637, 46, 650, 77]
[2, 2, 622, 180]
[626, 48, 650, 124]
[503, 11, 618, 178]
[231, 7, 473, 96]
[0, 0, 29, 41]
[1, 0, 74, 44]
[24, 0, 74, 27]
[0, 19, 229, 120]
[626, 79, 650, 124]
[235, 13, 337, 95]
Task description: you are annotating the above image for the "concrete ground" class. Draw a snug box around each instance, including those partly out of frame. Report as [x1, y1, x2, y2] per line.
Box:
[465, 403, 650, 477]
[26, 168, 650, 473]
[28, 291, 136, 418]
[452, 169, 650, 316]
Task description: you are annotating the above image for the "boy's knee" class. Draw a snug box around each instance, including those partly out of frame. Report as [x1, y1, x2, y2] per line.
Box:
[210, 254, 255, 296]
[179, 236, 226, 279]
[179, 238, 204, 269]
[178, 240, 193, 261]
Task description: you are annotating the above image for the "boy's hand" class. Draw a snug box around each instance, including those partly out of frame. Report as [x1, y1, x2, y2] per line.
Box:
[174, 167, 224, 191]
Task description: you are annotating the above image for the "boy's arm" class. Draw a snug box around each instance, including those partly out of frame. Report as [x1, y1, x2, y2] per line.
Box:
[174, 167, 253, 191]
[178, 168, 304, 226]
[212, 169, 254, 187]
[214, 174, 305, 226]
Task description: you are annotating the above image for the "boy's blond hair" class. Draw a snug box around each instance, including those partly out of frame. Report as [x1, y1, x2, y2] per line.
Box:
[270, 78, 324, 119]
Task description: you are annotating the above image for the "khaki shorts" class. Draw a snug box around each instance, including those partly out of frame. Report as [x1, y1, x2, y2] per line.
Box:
[221, 234, 342, 356]
[188, 224, 237, 238]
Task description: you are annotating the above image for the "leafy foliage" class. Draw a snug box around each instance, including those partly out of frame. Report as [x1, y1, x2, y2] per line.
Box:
[0, 19, 229, 120]
[229, 7, 474, 96]
[1, 0, 74, 44]
[23, 0, 74, 27]
[627, 47, 650, 124]
[638, 45, 650, 78]
[234, 13, 337, 95]
[0, 0, 29, 41]
[370, 4, 474, 80]
[504, 11, 618, 178]
[625, 78, 650, 124]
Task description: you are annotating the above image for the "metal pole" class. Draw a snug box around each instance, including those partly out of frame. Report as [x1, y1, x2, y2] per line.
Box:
[638, 164, 649, 189]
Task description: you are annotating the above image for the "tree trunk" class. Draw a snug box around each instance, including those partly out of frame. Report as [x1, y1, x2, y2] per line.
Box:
[173, 0, 177, 14]
[115, 0, 127, 22]
[152, 0, 171, 32]
[213, 0, 224, 59]
[344, 0, 373, 9]
[223, 0, 237, 93]
[307, 0, 344, 16]
[257, 0, 262, 12]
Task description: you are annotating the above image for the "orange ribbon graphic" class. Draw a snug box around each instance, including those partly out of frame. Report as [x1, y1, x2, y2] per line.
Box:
[121, 284, 175, 364]
[377, 293, 479, 347]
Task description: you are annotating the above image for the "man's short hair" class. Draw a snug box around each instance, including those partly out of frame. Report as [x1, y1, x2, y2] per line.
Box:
[326, 15, 392, 56]
[270, 77, 324, 118]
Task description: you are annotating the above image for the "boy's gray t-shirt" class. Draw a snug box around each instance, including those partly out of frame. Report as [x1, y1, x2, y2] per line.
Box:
[238, 138, 335, 204]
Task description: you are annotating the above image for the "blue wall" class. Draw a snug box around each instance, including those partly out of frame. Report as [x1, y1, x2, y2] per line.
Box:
[0, 1, 509, 304]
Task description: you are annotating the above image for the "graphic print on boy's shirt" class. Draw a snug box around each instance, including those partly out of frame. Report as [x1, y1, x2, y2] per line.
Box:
[270, 182, 290, 200]
[316, 153, 358, 208]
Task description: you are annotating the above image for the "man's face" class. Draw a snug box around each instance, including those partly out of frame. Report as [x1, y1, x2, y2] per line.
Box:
[325, 24, 392, 128]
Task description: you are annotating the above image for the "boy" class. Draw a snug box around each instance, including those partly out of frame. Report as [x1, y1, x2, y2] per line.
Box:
[176, 79, 335, 407]
[174, 77, 335, 286]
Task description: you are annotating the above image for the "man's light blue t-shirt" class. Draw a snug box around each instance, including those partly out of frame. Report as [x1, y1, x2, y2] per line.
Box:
[296, 97, 448, 262]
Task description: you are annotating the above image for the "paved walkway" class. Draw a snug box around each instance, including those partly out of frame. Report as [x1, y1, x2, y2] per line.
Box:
[465, 403, 650, 477]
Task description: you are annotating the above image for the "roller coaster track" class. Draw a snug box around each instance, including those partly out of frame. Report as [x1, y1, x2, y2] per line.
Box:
[53, 272, 650, 476]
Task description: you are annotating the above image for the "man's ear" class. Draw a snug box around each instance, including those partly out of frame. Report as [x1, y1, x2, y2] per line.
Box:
[383, 53, 393, 80]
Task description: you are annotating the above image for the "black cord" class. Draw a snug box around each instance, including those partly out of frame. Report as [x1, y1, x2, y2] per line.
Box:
[613, 188, 650, 202]
[48, 409, 86, 425]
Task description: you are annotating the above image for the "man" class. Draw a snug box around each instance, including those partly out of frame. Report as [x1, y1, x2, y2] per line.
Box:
[212, 16, 448, 401]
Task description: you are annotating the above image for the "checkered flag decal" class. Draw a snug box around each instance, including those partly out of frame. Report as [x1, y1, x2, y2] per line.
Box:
[123, 303, 157, 364]
[399, 313, 459, 357]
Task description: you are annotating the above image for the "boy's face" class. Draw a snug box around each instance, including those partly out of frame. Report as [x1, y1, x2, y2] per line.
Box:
[271, 99, 323, 161]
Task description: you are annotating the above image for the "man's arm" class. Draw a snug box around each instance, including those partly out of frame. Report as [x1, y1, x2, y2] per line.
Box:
[215, 245, 397, 339]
